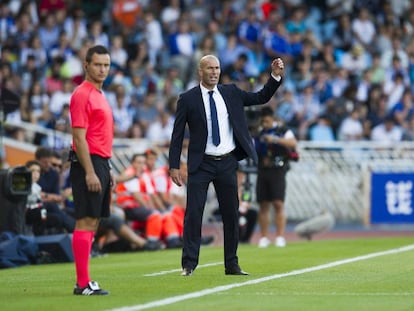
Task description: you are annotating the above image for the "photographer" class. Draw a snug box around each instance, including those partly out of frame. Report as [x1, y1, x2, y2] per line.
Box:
[254, 106, 298, 248]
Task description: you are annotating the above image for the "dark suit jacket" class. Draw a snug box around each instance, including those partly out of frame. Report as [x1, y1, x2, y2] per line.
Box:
[169, 75, 282, 173]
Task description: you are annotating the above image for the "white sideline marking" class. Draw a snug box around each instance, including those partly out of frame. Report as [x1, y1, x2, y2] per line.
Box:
[143, 262, 222, 276]
[108, 244, 414, 311]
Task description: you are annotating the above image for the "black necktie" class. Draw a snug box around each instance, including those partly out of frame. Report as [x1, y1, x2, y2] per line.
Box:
[208, 90, 220, 146]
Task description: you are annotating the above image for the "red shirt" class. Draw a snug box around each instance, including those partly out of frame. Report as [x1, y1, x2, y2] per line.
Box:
[70, 80, 114, 158]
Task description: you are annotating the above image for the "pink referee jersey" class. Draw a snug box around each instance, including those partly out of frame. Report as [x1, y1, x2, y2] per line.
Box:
[70, 80, 114, 158]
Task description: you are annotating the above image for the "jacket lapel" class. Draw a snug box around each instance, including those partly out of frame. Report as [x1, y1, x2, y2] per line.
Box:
[195, 86, 207, 125]
[217, 85, 233, 116]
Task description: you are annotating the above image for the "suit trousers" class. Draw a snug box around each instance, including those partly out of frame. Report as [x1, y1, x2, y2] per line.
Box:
[182, 154, 240, 270]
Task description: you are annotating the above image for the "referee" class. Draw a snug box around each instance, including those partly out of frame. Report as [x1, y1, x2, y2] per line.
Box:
[69, 45, 113, 296]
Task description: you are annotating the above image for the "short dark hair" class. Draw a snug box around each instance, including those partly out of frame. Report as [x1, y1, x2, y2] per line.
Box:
[85, 45, 110, 63]
[130, 153, 145, 163]
[260, 106, 274, 118]
[35, 147, 53, 160]
[25, 160, 41, 169]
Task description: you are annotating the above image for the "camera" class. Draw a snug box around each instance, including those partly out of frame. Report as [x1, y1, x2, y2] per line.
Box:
[2, 166, 32, 197]
[0, 166, 32, 234]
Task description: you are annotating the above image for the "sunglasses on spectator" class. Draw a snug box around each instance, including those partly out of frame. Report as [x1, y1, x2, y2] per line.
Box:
[51, 163, 62, 169]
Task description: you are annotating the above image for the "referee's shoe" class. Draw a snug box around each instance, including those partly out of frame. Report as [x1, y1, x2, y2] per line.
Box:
[73, 281, 109, 296]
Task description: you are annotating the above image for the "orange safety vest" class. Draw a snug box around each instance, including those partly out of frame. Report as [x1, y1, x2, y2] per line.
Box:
[115, 177, 150, 209]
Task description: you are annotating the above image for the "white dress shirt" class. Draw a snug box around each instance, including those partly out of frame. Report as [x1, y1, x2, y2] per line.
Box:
[200, 74, 281, 156]
[200, 84, 236, 156]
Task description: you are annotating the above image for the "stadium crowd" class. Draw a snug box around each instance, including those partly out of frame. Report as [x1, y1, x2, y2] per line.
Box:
[1, 0, 414, 252]
[1, 0, 414, 146]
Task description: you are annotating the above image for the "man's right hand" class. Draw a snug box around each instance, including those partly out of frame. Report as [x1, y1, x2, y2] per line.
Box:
[86, 172, 102, 192]
[169, 168, 183, 187]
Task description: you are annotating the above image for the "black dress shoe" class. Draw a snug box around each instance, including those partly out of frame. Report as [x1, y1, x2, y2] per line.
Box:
[181, 268, 193, 276]
[225, 266, 249, 275]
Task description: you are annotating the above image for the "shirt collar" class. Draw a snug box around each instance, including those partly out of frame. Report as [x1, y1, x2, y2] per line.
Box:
[200, 83, 219, 96]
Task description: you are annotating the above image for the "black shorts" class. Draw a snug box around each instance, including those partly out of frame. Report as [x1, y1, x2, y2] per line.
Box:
[70, 155, 111, 219]
[256, 167, 287, 202]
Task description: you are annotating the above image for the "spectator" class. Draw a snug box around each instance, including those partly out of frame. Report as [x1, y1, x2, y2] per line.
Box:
[237, 9, 263, 52]
[111, 84, 133, 138]
[48, 30, 75, 63]
[369, 52, 386, 85]
[19, 34, 47, 69]
[188, 0, 211, 31]
[49, 79, 74, 117]
[383, 71, 407, 111]
[192, 34, 217, 77]
[88, 19, 109, 47]
[167, 19, 197, 85]
[143, 10, 163, 67]
[28, 81, 50, 126]
[38, 13, 60, 54]
[133, 92, 159, 136]
[206, 19, 227, 54]
[45, 56, 66, 95]
[292, 83, 323, 140]
[401, 114, 414, 141]
[374, 23, 393, 56]
[25, 160, 44, 231]
[370, 114, 403, 143]
[114, 153, 179, 249]
[390, 88, 414, 129]
[218, 33, 250, 71]
[145, 110, 174, 146]
[381, 37, 409, 70]
[383, 55, 410, 86]
[275, 88, 297, 127]
[340, 44, 370, 79]
[314, 40, 337, 71]
[331, 13, 353, 52]
[222, 53, 249, 82]
[12, 12, 34, 52]
[32, 147, 75, 235]
[308, 114, 336, 141]
[351, 8, 376, 52]
[330, 67, 350, 98]
[355, 69, 372, 103]
[17, 54, 42, 93]
[63, 6, 88, 51]
[337, 108, 364, 141]
[0, 2, 16, 45]
[263, 20, 292, 67]
[312, 68, 334, 105]
[160, 0, 181, 33]
[156, 65, 184, 98]
[109, 34, 128, 70]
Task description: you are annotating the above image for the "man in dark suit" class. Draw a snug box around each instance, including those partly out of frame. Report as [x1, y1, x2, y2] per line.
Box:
[169, 55, 284, 276]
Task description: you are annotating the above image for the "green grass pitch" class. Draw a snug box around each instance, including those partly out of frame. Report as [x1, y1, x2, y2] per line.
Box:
[1, 237, 413, 311]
